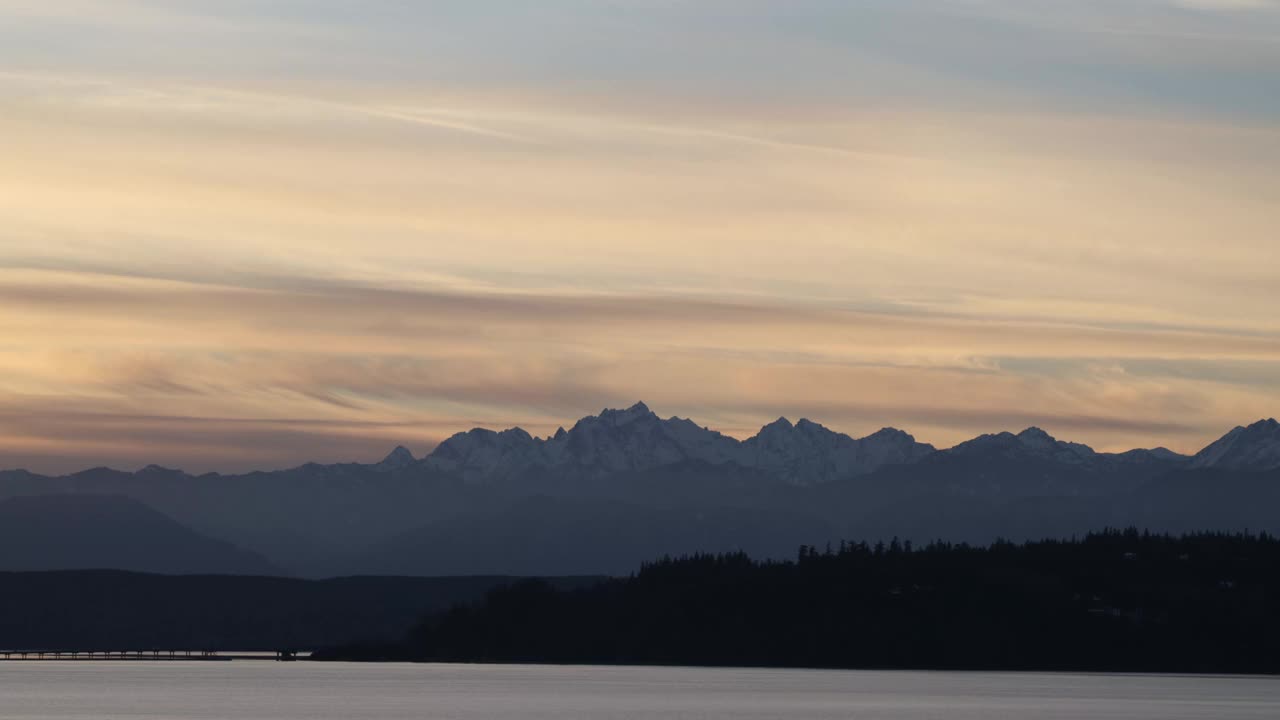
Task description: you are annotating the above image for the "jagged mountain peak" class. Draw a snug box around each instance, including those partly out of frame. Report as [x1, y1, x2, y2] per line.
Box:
[740, 417, 934, 484]
[501, 427, 535, 441]
[599, 401, 655, 421]
[567, 402, 657, 433]
[867, 427, 911, 439]
[1017, 426, 1055, 442]
[1191, 418, 1280, 471]
[1015, 427, 1096, 460]
[794, 418, 834, 435]
[422, 404, 935, 485]
[429, 426, 540, 466]
[419, 404, 1258, 486]
[865, 427, 935, 456]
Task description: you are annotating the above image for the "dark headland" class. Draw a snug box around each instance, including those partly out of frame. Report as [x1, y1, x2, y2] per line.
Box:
[0, 572, 598, 652]
[314, 531, 1280, 674]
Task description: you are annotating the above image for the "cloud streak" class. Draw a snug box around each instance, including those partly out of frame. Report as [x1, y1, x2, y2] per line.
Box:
[0, 1, 1277, 471]
[0, 268, 1275, 472]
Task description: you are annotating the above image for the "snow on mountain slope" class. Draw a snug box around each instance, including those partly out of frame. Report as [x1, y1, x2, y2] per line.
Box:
[1191, 419, 1280, 471]
[739, 418, 935, 485]
[422, 402, 935, 485]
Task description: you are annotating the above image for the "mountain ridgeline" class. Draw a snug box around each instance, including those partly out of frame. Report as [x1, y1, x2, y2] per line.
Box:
[424, 403, 936, 485]
[1, 405, 1278, 578]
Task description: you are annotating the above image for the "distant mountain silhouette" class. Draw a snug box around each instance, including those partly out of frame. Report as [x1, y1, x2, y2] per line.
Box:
[0, 495, 278, 575]
[0, 404, 1277, 577]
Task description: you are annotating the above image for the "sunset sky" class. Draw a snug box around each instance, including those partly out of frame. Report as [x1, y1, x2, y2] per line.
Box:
[2, 0, 1278, 473]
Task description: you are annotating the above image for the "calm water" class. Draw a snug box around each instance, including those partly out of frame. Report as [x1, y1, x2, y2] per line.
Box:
[2, 662, 1278, 719]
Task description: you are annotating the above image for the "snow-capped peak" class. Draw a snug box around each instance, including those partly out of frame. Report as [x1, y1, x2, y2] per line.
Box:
[596, 401, 656, 427]
[1020, 427, 1096, 460]
[1191, 418, 1280, 471]
[739, 417, 934, 484]
[422, 403, 935, 485]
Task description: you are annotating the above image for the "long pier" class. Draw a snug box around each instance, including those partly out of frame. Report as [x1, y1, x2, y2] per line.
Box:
[0, 649, 302, 661]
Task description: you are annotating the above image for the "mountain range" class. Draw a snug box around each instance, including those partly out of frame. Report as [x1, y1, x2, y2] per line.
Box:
[420, 403, 1280, 480]
[423, 402, 936, 485]
[1, 403, 1278, 577]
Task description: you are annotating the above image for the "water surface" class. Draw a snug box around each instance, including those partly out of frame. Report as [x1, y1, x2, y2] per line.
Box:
[2, 662, 1278, 719]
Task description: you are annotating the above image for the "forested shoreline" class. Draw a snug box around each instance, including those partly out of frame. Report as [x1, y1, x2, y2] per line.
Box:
[315, 531, 1280, 673]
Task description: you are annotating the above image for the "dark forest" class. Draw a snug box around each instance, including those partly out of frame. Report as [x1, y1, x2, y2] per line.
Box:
[318, 530, 1280, 673]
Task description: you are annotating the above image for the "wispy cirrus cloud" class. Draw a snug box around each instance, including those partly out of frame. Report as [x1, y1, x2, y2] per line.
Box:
[0, 1, 1277, 471]
[0, 267, 1275, 472]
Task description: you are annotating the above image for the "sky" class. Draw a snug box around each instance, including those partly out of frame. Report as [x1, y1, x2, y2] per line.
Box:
[1, 0, 1278, 473]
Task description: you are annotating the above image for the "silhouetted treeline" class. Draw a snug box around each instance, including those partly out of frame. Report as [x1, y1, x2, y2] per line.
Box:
[317, 530, 1280, 673]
